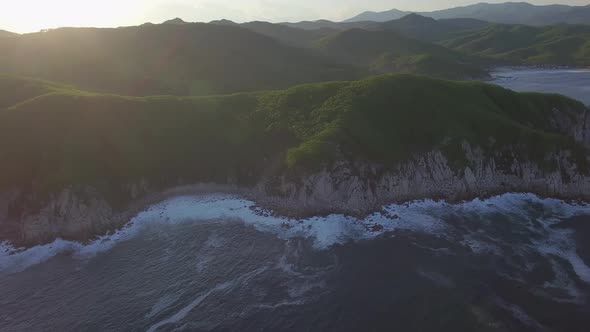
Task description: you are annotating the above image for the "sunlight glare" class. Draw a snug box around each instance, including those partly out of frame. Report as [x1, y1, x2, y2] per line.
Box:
[2, 0, 145, 33]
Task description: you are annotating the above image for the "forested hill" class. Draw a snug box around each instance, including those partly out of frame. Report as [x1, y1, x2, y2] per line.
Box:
[1, 74, 587, 208]
[0, 24, 363, 96]
[346, 2, 590, 26]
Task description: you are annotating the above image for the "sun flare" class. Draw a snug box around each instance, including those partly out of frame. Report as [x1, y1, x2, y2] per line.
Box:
[2, 0, 144, 33]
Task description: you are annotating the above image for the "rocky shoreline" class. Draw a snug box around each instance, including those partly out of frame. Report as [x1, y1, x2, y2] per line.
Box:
[2, 141, 590, 248]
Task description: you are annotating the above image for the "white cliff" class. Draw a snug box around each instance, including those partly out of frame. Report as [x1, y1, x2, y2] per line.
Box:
[2, 142, 589, 247]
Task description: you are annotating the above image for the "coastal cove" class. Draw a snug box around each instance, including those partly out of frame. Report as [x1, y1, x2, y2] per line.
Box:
[2, 4, 590, 331]
[2, 72, 590, 247]
[2, 67, 590, 329]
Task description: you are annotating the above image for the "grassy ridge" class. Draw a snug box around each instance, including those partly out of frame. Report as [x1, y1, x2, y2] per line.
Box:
[372, 54, 488, 80]
[442, 24, 590, 65]
[0, 74, 587, 205]
[316, 29, 489, 79]
[0, 75, 67, 109]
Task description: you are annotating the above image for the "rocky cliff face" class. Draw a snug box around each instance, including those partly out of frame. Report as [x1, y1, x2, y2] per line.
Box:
[550, 107, 590, 147]
[0, 183, 243, 246]
[251, 143, 590, 217]
[0, 187, 124, 246]
[2, 104, 589, 247]
[2, 142, 589, 247]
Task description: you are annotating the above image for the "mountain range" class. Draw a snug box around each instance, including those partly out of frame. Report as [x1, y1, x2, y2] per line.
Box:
[0, 23, 362, 96]
[346, 2, 590, 26]
[2, 10, 590, 98]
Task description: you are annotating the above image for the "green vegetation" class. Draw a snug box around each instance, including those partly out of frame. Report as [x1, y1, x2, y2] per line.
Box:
[442, 24, 590, 66]
[212, 20, 332, 48]
[316, 29, 488, 79]
[373, 54, 489, 80]
[380, 14, 490, 42]
[346, 2, 590, 26]
[0, 19, 495, 98]
[0, 74, 587, 206]
[0, 23, 362, 96]
[0, 75, 79, 109]
[5, 17, 586, 96]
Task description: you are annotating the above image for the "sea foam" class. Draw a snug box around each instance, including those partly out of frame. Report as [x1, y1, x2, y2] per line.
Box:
[1, 193, 588, 279]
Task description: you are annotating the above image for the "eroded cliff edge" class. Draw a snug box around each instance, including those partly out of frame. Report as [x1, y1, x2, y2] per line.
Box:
[1, 74, 590, 247]
[2, 142, 589, 247]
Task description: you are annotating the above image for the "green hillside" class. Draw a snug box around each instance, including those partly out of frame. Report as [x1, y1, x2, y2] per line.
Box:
[212, 20, 331, 48]
[0, 21, 498, 100]
[281, 20, 380, 31]
[0, 23, 362, 96]
[0, 74, 586, 206]
[372, 54, 489, 80]
[346, 2, 590, 26]
[316, 29, 489, 79]
[442, 24, 590, 65]
[0, 75, 72, 109]
[381, 14, 490, 42]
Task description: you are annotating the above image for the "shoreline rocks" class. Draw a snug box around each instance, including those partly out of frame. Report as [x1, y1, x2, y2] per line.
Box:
[2, 144, 590, 248]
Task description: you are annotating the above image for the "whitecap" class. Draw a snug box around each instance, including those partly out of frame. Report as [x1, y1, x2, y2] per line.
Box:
[1, 193, 588, 277]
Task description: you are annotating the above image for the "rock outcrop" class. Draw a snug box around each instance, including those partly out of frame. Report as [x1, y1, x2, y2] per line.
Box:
[2, 143, 589, 247]
[251, 144, 590, 217]
[551, 107, 590, 147]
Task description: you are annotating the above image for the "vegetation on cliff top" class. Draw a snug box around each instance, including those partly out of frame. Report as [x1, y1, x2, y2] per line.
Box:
[0, 74, 587, 206]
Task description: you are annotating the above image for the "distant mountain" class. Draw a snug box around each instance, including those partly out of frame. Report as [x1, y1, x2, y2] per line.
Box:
[275, 14, 490, 44]
[209, 19, 239, 26]
[212, 20, 332, 48]
[280, 14, 489, 40]
[0, 23, 362, 96]
[437, 18, 491, 31]
[317, 28, 455, 63]
[0, 29, 16, 37]
[281, 19, 380, 31]
[380, 14, 490, 42]
[345, 8, 410, 23]
[316, 28, 488, 79]
[212, 15, 491, 50]
[162, 17, 187, 25]
[346, 2, 590, 26]
[442, 24, 590, 66]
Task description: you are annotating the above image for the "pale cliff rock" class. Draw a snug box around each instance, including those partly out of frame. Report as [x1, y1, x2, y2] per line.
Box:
[250, 144, 590, 217]
[1, 187, 124, 245]
[551, 106, 590, 147]
[2, 143, 590, 247]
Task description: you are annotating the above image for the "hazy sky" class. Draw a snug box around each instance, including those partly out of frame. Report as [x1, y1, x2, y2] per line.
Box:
[2, 0, 589, 33]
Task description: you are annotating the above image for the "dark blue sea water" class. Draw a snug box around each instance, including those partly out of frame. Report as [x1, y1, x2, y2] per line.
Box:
[491, 68, 590, 105]
[1, 194, 589, 331]
[1, 69, 590, 331]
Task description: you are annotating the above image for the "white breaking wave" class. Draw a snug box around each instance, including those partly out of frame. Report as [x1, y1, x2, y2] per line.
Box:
[1, 193, 589, 281]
